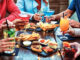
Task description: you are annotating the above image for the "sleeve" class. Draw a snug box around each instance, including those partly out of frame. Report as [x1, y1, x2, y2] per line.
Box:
[0, 0, 21, 24]
[16, 0, 34, 21]
[68, 0, 76, 11]
[16, 0, 25, 12]
[47, 0, 50, 11]
[74, 28, 80, 37]
[42, 0, 50, 11]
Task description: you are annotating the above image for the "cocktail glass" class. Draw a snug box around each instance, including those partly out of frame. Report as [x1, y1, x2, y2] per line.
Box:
[3, 28, 15, 54]
[60, 17, 69, 40]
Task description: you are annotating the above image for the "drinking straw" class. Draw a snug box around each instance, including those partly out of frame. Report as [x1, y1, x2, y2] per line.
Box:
[6, 19, 10, 37]
[63, 12, 64, 18]
[6, 19, 10, 31]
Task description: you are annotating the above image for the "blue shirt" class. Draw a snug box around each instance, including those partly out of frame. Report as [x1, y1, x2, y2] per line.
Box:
[16, 0, 50, 15]
[16, 0, 50, 22]
[68, 0, 80, 22]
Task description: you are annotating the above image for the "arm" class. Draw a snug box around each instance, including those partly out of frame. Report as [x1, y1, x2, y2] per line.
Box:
[67, 28, 80, 37]
[16, 0, 35, 16]
[50, 0, 75, 20]
[51, 9, 74, 20]
[0, 0, 20, 24]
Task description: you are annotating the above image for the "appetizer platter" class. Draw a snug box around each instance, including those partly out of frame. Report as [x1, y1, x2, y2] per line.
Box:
[21, 40, 58, 57]
[37, 22, 59, 31]
[16, 31, 58, 57]
[24, 22, 59, 32]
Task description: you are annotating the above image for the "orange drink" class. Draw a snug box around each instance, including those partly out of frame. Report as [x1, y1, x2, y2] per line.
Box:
[60, 17, 69, 32]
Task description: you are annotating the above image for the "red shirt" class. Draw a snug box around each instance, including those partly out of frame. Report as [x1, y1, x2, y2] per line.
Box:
[0, 0, 20, 24]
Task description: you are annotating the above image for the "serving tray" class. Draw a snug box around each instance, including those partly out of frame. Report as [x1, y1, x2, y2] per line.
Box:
[16, 31, 58, 57]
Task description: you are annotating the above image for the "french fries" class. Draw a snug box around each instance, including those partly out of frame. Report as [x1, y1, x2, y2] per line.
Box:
[19, 32, 40, 41]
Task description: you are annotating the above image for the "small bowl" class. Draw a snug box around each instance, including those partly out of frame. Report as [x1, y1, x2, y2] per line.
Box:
[23, 41, 31, 46]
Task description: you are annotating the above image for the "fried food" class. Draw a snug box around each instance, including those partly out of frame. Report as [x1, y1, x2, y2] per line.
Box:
[39, 39, 50, 45]
[42, 46, 53, 53]
[48, 42, 58, 49]
[63, 42, 70, 48]
[31, 41, 42, 52]
[38, 22, 59, 31]
[25, 23, 36, 29]
[20, 32, 40, 41]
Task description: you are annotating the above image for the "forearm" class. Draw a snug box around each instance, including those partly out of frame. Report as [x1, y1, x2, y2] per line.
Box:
[53, 9, 74, 20]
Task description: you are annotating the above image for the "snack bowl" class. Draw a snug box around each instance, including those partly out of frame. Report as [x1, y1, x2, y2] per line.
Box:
[23, 41, 32, 47]
[38, 39, 50, 46]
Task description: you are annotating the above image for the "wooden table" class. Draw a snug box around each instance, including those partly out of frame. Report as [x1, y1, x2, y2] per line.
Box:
[0, 27, 80, 60]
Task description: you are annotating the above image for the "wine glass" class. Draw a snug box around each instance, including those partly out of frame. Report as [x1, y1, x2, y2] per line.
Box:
[43, 10, 55, 17]
[60, 17, 69, 40]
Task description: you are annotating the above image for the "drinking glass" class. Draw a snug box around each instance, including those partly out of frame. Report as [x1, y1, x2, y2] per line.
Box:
[43, 9, 55, 17]
[3, 28, 16, 54]
[60, 17, 69, 40]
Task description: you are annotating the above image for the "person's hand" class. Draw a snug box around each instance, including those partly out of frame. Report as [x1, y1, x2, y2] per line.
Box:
[2, 20, 15, 29]
[69, 20, 80, 28]
[0, 20, 15, 37]
[70, 42, 80, 59]
[0, 38, 15, 53]
[13, 19, 28, 31]
[33, 13, 42, 21]
[48, 15, 57, 22]
[66, 29, 75, 37]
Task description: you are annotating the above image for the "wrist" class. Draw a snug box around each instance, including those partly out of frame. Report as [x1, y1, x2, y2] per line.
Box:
[55, 14, 61, 20]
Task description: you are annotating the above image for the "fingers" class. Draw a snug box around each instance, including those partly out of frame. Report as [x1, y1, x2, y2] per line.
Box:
[1, 42, 15, 46]
[74, 50, 80, 59]
[13, 19, 28, 30]
[70, 42, 80, 59]
[33, 14, 42, 21]
[0, 42, 15, 52]
[70, 42, 79, 46]
[2, 24, 15, 29]
[2, 20, 11, 24]
[66, 29, 75, 36]
[35, 13, 40, 16]
[69, 20, 80, 28]
[3, 49, 12, 52]
[1, 20, 15, 29]
[13, 19, 25, 24]
[66, 30, 72, 33]
[1, 44, 15, 48]
[49, 15, 56, 21]
[1, 38, 14, 42]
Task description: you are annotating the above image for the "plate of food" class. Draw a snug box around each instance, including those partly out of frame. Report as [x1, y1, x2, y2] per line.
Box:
[37, 22, 59, 31]
[62, 42, 77, 58]
[24, 23, 38, 31]
[19, 32, 40, 41]
[21, 41, 58, 57]
[16, 31, 58, 57]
